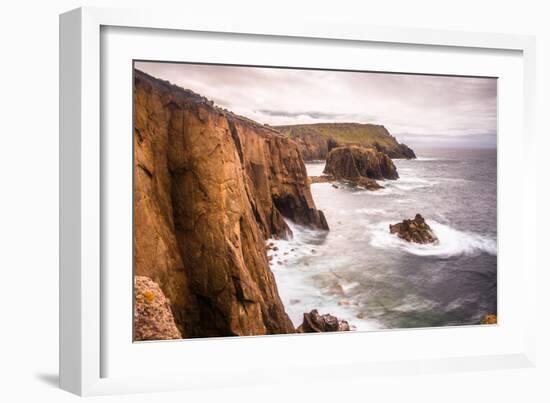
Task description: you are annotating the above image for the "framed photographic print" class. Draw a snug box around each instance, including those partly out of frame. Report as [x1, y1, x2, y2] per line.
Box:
[60, 7, 537, 396]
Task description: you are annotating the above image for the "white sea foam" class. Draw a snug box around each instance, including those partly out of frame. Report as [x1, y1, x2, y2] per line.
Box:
[268, 221, 383, 331]
[357, 208, 389, 216]
[369, 220, 497, 258]
[352, 187, 395, 196]
[391, 294, 438, 313]
[305, 162, 326, 176]
[383, 176, 439, 191]
[414, 157, 445, 161]
[349, 175, 439, 196]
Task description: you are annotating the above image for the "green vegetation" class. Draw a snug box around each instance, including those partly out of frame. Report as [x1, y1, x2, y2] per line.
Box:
[275, 123, 400, 149]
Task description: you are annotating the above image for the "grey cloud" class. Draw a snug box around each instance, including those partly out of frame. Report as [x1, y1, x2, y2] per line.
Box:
[257, 109, 347, 120]
[135, 61, 497, 148]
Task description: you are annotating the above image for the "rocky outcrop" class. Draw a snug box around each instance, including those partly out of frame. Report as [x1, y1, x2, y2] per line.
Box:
[389, 214, 438, 244]
[134, 69, 328, 338]
[323, 145, 399, 186]
[373, 141, 416, 159]
[480, 314, 497, 324]
[309, 175, 335, 185]
[134, 276, 182, 341]
[296, 309, 351, 333]
[276, 123, 416, 161]
[309, 174, 382, 190]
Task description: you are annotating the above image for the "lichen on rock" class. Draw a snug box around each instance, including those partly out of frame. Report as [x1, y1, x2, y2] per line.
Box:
[134, 276, 182, 341]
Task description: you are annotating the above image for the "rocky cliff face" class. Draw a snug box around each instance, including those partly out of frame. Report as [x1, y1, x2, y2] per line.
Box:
[324, 145, 399, 181]
[276, 123, 416, 161]
[373, 142, 416, 160]
[134, 70, 328, 338]
[290, 132, 339, 161]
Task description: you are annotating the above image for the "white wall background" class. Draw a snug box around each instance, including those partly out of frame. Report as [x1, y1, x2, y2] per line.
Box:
[0, 1, 547, 401]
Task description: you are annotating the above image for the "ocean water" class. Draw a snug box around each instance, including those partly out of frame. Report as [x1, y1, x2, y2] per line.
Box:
[269, 148, 497, 331]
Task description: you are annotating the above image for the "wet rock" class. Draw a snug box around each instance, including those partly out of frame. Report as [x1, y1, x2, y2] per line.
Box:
[309, 175, 335, 184]
[355, 176, 384, 190]
[297, 309, 351, 333]
[310, 174, 383, 191]
[389, 214, 438, 244]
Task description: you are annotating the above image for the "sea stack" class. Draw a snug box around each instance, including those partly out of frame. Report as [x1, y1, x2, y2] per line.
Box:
[317, 145, 398, 189]
[324, 145, 399, 180]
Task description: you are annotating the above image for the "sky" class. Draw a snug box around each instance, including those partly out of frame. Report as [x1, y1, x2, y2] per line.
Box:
[135, 61, 497, 149]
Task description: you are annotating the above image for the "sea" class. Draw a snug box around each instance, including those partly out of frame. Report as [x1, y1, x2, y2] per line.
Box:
[269, 148, 497, 331]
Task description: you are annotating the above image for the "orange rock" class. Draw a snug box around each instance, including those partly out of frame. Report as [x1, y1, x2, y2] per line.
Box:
[134, 70, 329, 338]
[324, 145, 399, 181]
[481, 314, 497, 324]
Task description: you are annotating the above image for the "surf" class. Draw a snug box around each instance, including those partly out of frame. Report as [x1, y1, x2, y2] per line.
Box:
[369, 220, 497, 258]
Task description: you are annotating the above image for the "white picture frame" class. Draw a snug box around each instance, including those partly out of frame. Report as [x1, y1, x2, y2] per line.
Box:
[59, 6, 537, 396]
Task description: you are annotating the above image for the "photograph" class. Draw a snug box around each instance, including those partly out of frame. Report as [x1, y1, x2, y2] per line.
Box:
[132, 61, 497, 341]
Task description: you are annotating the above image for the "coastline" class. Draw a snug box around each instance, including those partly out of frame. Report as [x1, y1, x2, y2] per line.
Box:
[132, 68, 497, 339]
[269, 151, 497, 331]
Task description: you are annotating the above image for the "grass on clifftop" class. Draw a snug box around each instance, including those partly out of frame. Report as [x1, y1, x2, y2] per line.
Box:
[274, 123, 402, 149]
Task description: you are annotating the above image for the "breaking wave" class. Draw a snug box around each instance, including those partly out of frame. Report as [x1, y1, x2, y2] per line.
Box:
[370, 220, 497, 258]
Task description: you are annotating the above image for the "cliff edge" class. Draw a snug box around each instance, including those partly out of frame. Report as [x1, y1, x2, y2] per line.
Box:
[133, 69, 328, 338]
[276, 123, 416, 160]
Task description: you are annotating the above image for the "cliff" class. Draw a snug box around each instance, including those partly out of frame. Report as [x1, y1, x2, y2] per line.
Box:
[134, 69, 328, 338]
[276, 123, 416, 160]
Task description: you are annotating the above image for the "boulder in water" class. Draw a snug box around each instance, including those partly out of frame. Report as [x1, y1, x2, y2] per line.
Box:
[389, 214, 438, 244]
[296, 309, 351, 333]
[309, 173, 383, 191]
